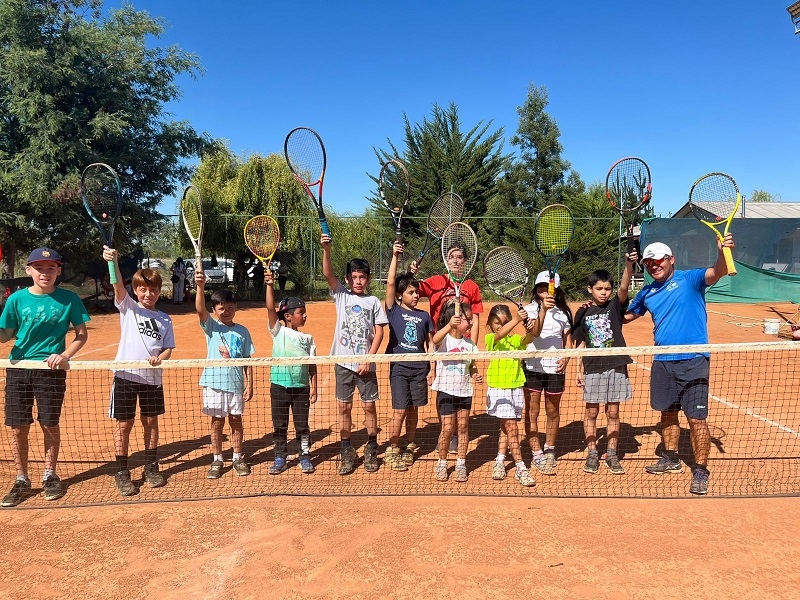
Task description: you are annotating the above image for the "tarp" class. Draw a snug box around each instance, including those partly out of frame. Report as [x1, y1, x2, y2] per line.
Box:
[639, 217, 800, 304]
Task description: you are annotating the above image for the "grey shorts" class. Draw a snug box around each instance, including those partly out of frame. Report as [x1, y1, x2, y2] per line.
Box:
[650, 356, 710, 420]
[335, 364, 379, 403]
[583, 366, 632, 404]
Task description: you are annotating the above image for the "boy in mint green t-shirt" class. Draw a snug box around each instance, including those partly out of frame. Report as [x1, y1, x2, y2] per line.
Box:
[0, 247, 89, 507]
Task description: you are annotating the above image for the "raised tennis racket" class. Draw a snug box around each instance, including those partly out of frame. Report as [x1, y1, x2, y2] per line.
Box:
[244, 215, 281, 272]
[534, 203, 574, 296]
[284, 127, 330, 238]
[441, 221, 477, 316]
[483, 246, 529, 309]
[379, 159, 410, 255]
[81, 163, 122, 284]
[417, 191, 464, 267]
[605, 157, 651, 255]
[688, 172, 740, 276]
[180, 185, 203, 269]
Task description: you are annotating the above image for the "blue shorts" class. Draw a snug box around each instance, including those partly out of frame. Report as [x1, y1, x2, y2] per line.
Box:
[650, 356, 710, 420]
[389, 364, 429, 410]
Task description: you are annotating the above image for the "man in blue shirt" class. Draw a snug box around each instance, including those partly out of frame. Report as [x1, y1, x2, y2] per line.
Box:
[626, 234, 734, 496]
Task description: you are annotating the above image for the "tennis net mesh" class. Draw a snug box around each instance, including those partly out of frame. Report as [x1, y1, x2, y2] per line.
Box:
[2, 342, 799, 507]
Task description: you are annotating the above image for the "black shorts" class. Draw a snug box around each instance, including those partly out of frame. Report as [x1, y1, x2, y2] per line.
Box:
[4, 368, 67, 427]
[437, 392, 472, 416]
[109, 376, 166, 421]
[389, 364, 429, 410]
[524, 370, 566, 395]
[650, 356, 710, 420]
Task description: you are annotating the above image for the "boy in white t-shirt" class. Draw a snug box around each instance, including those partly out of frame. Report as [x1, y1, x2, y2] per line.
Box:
[103, 247, 174, 496]
[194, 268, 254, 480]
[321, 233, 388, 475]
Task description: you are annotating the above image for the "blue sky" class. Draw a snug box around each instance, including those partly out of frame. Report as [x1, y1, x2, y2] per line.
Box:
[110, 1, 800, 217]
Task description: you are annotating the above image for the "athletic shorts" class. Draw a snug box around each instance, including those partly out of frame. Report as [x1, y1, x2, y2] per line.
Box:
[335, 365, 379, 403]
[437, 392, 472, 416]
[486, 387, 524, 420]
[4, 368, 67, 427]
[583, 366, 632, 404]
[202, 387, 245, 418]
[109, 376, 166, 421]
[389, 364, 429, 410]
[524, 370, 566, 395]
[650, 356, 710, 420]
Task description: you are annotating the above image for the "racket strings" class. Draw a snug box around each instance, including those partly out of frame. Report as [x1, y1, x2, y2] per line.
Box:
[690, 176, 739, 223]
[607, 159, 651, 212]
[428, 192, 464, 236]
[181, 191, 203, 241]
[484, 248, 527, 299]
[441, 222, 477, 283]
[83, 171, 120, 223]
[379, 162, 410, 213]
[286, 130, 324, 184]
[535, 206, 574, 255]
[244, 216, 280, 260]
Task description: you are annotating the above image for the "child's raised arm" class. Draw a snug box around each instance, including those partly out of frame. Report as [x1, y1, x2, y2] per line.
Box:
[102, 246, 128, 304]
[265, 269, 278, 330]
[618, 250, 637, 304]
[194, 266, 209, 324]
[492, 310, 524, 343]
[385, 241, 403, 310]
[320, 233, 338, 292]
[432, 314, 460, 345]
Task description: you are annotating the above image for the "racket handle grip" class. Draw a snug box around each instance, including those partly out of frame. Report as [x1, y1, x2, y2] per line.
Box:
[107, 261, 117, 285]
[455, 299, 461, 317]
[723, 246, 737, 276]
[395, 232, 404, 257]
[548, 280, 555, 296]
[319, 217, 332, 239]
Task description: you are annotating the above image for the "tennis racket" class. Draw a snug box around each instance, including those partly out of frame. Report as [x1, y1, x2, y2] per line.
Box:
[441, 221, 478, 316]
[605, 157, 651, 255]
[534, 203, 574, 296]
[81, 163, 123, 284]
[379, 159, 411, 255]
[483, 246, 529, 309]
[417, 191, 464, 267]
[244, 215, 281, 272]
[284, 127, 330, 238]
[180, 185, 203, 269]
[688, 172, 740, 276]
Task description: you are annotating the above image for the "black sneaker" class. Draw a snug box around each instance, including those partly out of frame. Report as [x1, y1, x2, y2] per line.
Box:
[645, 456, 683, 475]
[364, 443, 379, 473]
[583, 454, 600, 474]
[115, 469, 137, 496]
[42, 475, 65, 501]
[1, 479, 32, 508]
[143, 462, 166, 488]
[690, 468, 710, 495]
[338, 446, 357, 476]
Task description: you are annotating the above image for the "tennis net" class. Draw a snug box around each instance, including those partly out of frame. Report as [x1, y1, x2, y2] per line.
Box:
[2, 341, 799, 508]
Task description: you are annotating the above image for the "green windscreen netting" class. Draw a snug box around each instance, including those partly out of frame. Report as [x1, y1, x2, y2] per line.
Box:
[640, 217, 800, 303]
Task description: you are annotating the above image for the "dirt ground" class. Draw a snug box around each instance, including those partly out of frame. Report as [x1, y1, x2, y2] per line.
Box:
[1, 297, 799, 599]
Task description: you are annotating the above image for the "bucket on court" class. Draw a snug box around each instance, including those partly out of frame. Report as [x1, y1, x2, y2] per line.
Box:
[763, 318, 780, 335]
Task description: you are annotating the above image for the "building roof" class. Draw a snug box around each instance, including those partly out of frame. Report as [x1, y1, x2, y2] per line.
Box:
[672, 202, 800, 219]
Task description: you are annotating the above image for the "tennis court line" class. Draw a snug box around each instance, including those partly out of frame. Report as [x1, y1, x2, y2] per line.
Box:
[632, 360, 800, 438]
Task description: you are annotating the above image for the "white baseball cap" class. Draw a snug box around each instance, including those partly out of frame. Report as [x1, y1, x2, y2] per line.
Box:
[642, 242, 673, 260]
[534, 271, 560, 288]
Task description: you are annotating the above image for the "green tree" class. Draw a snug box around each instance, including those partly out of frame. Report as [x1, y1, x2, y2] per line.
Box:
[0, 0, 211, 274]
[749, 189, 774, 203]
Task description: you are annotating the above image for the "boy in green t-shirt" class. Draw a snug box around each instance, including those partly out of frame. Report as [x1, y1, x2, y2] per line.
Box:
[0, 248, 90, 507]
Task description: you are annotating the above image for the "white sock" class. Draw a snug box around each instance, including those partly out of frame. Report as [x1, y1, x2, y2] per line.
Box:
[437, 458, 448, 467]
[300, 434, 311, 454]
[456, 458, 466, 467]
[43, 469, 55, 481]
[213, 454, 223, 462]
[516, 461, 527, 471]
[233, 452, 241, 461]
[496, 453, 505, 463]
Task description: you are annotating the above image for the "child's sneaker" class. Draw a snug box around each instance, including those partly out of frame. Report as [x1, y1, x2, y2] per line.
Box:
[363, 443, 379, 473]
[207, 460, 224, 479]
[514, 467, 536, 488]
[232, 458, 251, 477]
[690, 468, 710, 495]
[645, 456, 683, 475]
[338, 447, 357, 476]
[434, 461, 449, 481]
[584, 454, 600, 474]
[299, 456, 315, 474]
[454, 463, 468, 483]
[401, 442, 418, 466]
[42, 475, 65, 501]
[1, 479, 31, 507]
[492, 461, 507, 480]
[385, 447, 409, 472]
[605, 454, 625, 475]
[115, 469, 137, 496]
[268, 456, 288, 475]
[144, 462, 166, 488]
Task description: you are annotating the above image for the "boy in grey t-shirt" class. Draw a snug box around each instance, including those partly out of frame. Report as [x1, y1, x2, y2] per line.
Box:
[321, 234, 388, 475]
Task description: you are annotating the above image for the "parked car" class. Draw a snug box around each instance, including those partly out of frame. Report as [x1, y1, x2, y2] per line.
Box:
[139, 258, 165, 270]
[185, 259, 228, 289]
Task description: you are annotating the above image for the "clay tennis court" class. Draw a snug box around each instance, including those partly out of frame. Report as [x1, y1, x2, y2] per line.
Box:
[1, 298, 799, 598]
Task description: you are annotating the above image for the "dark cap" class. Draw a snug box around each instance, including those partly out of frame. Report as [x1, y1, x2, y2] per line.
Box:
[27, 247, 63, 264]
[278, 297, 305, 313]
